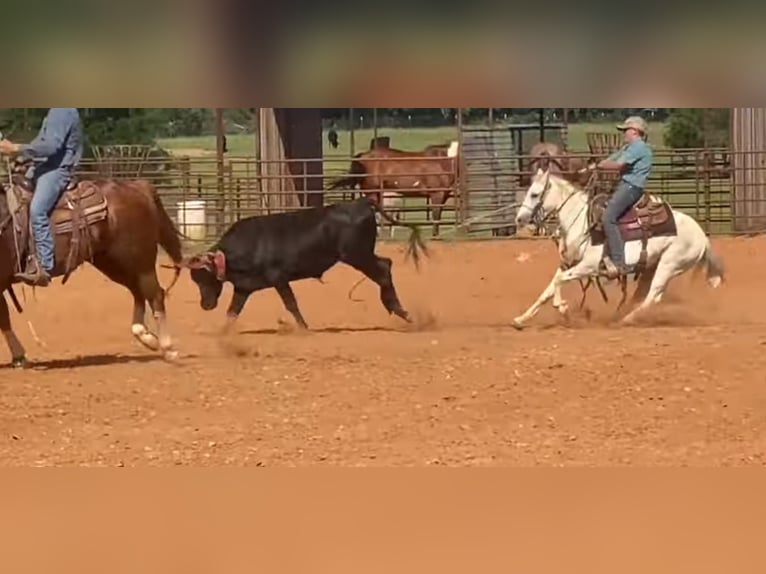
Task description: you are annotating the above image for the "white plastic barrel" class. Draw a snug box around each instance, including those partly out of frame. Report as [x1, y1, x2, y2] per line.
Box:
[176, 200, 207, 241]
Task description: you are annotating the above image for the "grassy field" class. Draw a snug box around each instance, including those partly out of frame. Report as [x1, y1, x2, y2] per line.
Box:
[157, 122, 670, 159]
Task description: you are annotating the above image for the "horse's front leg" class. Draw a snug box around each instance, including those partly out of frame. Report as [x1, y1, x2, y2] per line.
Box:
[0, 292, 27, 368]
[512, 267, 567, 330]
[550, 255, 604, 317]
[518, 253, 602, 329]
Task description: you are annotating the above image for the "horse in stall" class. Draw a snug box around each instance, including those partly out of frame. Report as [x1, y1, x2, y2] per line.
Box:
[326, 141, 460, 238]
[0, 155, 186, 367]
[511, 167, 725, 329]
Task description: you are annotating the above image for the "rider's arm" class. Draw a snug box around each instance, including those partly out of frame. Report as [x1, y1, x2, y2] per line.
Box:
[17, 108, 74, 160]
[598, 144, 642, 172]
[598, 158, 626, 171]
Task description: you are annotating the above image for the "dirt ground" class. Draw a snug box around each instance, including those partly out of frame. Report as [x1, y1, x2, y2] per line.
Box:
[2, 236, 766, 467]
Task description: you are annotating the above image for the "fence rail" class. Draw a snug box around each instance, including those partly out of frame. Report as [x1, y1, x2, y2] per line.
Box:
[12, 147, 761, 244]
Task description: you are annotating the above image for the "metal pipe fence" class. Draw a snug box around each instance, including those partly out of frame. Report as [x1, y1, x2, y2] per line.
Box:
[56, 147, 766, 245]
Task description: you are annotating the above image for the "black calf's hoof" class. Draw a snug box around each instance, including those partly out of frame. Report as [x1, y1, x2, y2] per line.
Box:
[393, 309, 412, 323]
[11, 356, 28, 369]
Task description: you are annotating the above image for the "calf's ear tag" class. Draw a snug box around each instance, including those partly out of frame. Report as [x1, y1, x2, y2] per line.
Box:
[212, 250, 226, 281]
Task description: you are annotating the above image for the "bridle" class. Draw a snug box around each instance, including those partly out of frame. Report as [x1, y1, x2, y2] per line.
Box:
[528, 169, 603, 256]
[530, 171, 584, 231]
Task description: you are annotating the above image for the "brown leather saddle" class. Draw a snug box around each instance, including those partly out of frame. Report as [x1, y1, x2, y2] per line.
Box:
[588, 190, 678, 271]
[4, 158, 109, 282]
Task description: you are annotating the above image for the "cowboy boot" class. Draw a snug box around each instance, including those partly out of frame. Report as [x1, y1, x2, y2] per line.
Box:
[601, 256, 621, 280]
[15, 255, 51, 287]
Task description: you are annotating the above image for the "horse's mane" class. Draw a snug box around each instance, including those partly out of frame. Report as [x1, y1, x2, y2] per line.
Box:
[545, 170, 588, 195]
[532, 172, 591, 221]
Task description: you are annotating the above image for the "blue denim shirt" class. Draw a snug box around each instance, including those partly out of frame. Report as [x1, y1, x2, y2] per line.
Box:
[607, 138, 653, 189]
[19, 108, 83, 175]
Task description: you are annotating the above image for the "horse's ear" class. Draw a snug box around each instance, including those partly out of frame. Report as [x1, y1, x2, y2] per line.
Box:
[538, 150, 551, 171]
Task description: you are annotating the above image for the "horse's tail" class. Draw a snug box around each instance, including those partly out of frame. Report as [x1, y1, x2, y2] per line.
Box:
[368, 198, 429, 271]
[326, 158, 366, 191]
[145, 183, 185, 293]
[700, 238, 725, 288]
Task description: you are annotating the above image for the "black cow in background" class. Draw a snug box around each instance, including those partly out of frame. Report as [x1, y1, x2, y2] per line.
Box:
[172, 197, 428, 331]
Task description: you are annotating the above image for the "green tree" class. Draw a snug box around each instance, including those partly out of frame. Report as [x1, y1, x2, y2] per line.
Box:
[664, 108, 730, 148]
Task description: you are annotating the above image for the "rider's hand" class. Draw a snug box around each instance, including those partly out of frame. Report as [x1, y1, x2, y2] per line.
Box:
[0, 139, 20, 155]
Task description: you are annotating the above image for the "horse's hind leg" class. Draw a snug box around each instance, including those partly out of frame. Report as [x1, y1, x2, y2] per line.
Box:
[93, 259, 160, 353]
[130, 289, 160, 352]
[138, 270, 178, 361]
[621, 260, 683, 325]
[631, 267, 657, 304]
[0, 293, 27, 368]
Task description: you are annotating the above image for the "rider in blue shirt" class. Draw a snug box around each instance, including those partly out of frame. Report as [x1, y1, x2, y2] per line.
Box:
[595, 115, 653, 278]
[0, 108, 84, 286]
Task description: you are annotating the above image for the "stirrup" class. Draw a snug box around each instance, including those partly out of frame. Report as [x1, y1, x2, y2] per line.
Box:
[600, 257, 622, 280]
[15, 270, 51, 287]
[15, 257, 51, 287]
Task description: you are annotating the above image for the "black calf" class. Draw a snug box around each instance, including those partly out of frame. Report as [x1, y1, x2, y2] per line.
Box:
[176, 197, 428, 330]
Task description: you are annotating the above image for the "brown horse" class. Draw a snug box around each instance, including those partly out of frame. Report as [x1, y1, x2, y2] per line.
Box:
[523, 142, 594, 188]
[326, 141, 459, 237]
[0, 156, 185, 368]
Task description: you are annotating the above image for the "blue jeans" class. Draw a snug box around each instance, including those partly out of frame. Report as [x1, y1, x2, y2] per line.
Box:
[30, 168, 70, 272]
[603, 181, 645, 268]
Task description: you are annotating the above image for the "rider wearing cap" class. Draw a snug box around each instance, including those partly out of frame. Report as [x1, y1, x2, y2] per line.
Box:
[595, 115, 653, 278]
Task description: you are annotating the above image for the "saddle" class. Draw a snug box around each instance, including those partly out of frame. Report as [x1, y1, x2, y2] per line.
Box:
[4, 159, 109, 284]
[588, 190, 677, 271]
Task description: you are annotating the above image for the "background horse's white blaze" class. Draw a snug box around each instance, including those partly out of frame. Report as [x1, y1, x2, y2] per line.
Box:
[512, 170, 724, 327]
[381, 191, 404, 238]
[447, 140, 460, 158]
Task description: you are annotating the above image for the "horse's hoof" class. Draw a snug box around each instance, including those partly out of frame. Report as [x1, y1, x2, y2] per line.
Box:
[511, 319, 525, 331]
[162, 349, 180, 362]
[11, 356, 28, 369]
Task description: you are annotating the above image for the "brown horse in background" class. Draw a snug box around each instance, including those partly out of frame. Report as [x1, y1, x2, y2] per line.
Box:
[0, 156, 185, 368]
[523, 142, 594, 188]
[326, 141, 460, 237]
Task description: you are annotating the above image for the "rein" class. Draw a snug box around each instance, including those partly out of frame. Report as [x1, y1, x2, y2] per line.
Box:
[533, 170, 595, 245]
[2, 160, 27, 274]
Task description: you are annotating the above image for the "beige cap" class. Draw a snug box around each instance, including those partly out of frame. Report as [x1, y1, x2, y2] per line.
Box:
[616, 116, 648, 134]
